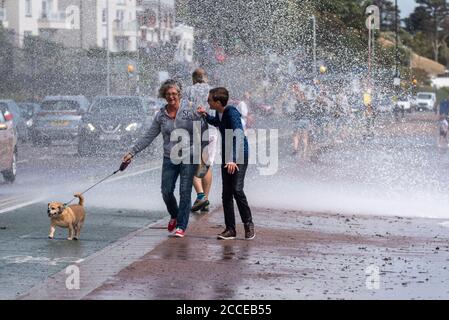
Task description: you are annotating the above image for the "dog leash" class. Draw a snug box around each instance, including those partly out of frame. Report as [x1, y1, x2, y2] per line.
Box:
[63, 159, 132, 207]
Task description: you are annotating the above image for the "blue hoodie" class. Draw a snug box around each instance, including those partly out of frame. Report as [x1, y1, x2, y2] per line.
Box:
[205, 105, 249, 164]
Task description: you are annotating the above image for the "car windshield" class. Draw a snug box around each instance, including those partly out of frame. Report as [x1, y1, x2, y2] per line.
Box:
[418, 94, 432, 100]
[41, 100, 80, 111]
[89, 98, 144, 116]
[0, 102, 8, 113]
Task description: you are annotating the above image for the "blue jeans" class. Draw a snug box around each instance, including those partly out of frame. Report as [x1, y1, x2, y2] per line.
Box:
[161, 157, 196, 231]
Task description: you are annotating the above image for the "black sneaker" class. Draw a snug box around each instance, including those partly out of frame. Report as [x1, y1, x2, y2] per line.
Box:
[244, 222, 255, 240]
[217, 229, 236, 240]
[201, 204, 210, 213]
[191, 198, 209, 212]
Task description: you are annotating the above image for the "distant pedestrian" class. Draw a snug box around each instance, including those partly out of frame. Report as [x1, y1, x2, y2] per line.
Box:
[291, 84, 313, 160]
[438, 95, 449, 147]
[198, 87, 255, 240]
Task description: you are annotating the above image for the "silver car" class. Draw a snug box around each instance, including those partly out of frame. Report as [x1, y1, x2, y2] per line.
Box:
[31, 96, 90, 146]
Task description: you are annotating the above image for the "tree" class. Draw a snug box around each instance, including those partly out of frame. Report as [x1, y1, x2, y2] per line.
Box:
[407, 0, 449, 62]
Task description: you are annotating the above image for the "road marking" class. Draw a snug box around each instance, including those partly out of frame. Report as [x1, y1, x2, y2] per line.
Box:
[0, 198, 45, 215]
[0, 197, 22, 206]
[2, 255, 84, 266]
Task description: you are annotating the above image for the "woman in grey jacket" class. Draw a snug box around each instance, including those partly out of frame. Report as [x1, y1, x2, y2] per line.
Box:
[122, 79, 203, 238]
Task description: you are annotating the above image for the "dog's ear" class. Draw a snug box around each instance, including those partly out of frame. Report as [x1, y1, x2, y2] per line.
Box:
[58, 204, 65, 214]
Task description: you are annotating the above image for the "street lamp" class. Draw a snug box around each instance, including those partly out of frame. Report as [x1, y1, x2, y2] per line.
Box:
[106, 0, 110, 96]
[310, 15, 317, 76]
[395, 0, 399, 79]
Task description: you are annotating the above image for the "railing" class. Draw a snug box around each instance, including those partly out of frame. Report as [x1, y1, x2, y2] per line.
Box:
[39, 11, 67, 22]
[112, 20, 138, 34]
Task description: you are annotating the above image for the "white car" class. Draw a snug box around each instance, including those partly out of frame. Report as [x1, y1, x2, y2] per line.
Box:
[416, 92, 436, 111]
[397, 97, 412, 112]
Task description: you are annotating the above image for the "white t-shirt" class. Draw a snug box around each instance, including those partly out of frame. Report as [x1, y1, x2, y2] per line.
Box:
[237, 101, 249, 129]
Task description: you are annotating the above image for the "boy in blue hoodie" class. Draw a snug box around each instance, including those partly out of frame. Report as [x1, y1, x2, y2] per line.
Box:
[198, 87, 255, 240]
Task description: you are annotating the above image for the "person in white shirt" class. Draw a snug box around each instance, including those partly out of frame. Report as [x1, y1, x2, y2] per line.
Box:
[185, 68, 217, 213]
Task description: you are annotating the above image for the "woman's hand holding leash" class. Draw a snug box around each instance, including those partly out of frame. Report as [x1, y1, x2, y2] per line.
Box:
[120, 153, 134, 172]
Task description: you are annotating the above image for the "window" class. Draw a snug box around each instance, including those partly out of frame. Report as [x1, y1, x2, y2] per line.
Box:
[115, 37, 128, 51]
[25, 0, 32, 17]
[102, 8, 107, 24]
[102, 38, 108, 48]
[116, 10, 124, 21]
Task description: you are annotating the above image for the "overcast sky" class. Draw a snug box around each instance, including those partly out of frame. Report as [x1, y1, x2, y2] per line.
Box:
[398, 0, 418, 18]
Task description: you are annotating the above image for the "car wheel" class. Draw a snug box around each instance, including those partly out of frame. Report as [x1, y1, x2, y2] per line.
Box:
[2, 150, 17, 183]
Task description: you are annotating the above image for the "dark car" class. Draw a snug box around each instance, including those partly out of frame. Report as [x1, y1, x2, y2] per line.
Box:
[78, 96, 154, 156]
[31, 96, 90, 146]
[0, 109, 18, 183]
[0, 100, 27, 143]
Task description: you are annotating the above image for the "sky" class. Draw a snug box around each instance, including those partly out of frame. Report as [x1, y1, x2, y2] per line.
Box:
[398, 0, 418, 19]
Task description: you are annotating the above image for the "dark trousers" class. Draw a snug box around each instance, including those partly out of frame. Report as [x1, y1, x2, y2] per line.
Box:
[221, 163, 253, 231]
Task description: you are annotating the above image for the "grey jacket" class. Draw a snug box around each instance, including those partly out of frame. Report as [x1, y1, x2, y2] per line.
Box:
[130, 101, 207, 161]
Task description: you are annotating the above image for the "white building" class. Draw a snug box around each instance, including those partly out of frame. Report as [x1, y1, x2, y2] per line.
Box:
[431, 72, 449, 89]
[172, 24, 193, 63]
[137, 0, 175, 47]
[1, 0, 42, 47]
[1, 0, 140, 52]
[1, 0, 193, 55]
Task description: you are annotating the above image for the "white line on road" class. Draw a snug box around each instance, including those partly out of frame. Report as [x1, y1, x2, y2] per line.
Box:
[0, 198, 45, 215]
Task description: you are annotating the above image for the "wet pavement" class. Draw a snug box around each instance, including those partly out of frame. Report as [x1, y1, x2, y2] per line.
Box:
[85, 208, 449, 300]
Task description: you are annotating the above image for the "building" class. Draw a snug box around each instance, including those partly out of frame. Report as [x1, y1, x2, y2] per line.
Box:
[137, 0, 175, 48]
[1, 0, 41, 46]
[172, 24, 193, 63]
[1, 0, 193, 57]
[1, 0, 139, 52]
[47, 0, 139, 52]
[431, 72, 449, 89]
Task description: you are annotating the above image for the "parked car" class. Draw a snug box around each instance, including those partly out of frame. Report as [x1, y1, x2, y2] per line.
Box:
[0, 100, 27, 143]
[0, 109, 18, 183]
[78, 96, 154, 156]
[397, 96, 412, 113]
[416, 92, 436, 111]
[31, 96, 90, 146]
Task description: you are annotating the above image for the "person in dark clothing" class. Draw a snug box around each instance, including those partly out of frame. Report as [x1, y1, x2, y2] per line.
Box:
[291, 84, 313, 159]
[198, 87, 255, 240]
